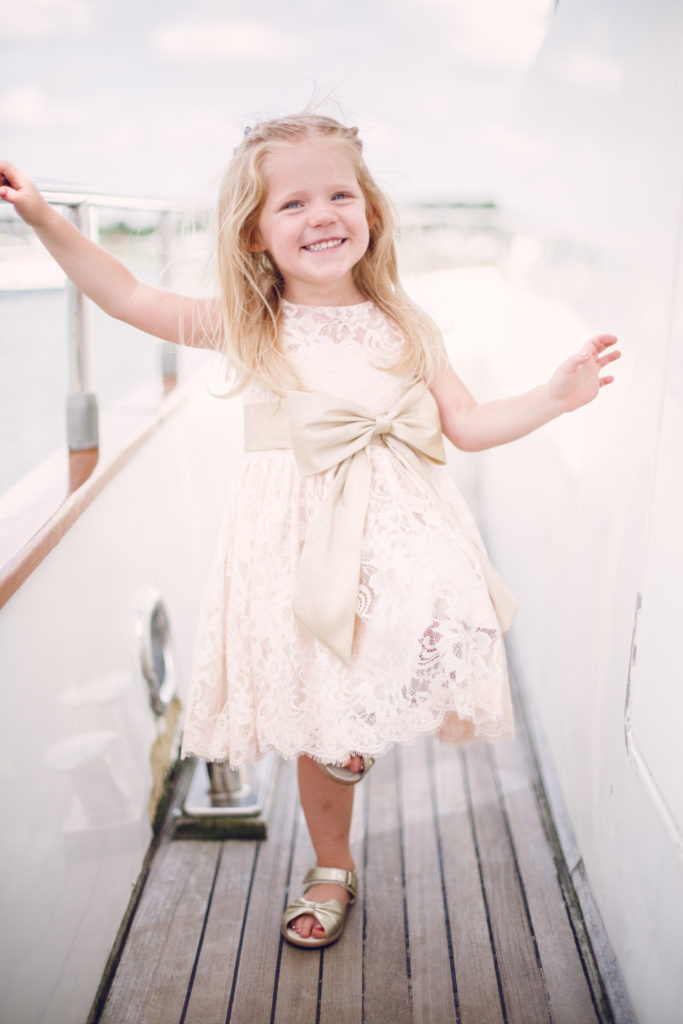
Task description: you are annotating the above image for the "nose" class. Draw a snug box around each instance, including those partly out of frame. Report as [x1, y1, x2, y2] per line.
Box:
[308, 200, 336, 228]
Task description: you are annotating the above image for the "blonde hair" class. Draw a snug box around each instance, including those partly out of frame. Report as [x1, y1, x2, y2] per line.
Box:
[215, 113, 444, 394]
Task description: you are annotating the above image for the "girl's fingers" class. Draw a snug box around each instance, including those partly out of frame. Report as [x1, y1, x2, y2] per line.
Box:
[581, 334, 618, 358]
[597, 349, 621, 367]
[0, 184, 20, 204]
[580, 338, 620, 370]
[0, 162, 25, 203]
[0, 161, 20, 187]
[592, 333, 618, 352]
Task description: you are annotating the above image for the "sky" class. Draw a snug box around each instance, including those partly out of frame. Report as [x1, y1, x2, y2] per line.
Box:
[2, 0, 681, 236]
[1, 0, 557, 206]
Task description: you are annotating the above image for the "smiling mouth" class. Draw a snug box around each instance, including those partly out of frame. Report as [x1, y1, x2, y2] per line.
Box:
[302, 238, 345, 252]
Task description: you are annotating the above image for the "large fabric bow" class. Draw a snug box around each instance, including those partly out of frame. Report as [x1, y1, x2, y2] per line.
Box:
[287, 381, 447, 663]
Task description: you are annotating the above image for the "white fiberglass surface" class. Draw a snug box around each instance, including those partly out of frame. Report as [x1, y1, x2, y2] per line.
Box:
[475, 3, 683, 1022]
[627, 254, 683, 851]
[0, 371, 241, 1024]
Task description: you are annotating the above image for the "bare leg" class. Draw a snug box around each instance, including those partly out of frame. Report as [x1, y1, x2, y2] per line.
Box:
[288, 755, 360, 940]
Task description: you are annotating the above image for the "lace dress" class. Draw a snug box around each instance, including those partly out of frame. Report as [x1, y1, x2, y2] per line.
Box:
[181, 300, 514, 767]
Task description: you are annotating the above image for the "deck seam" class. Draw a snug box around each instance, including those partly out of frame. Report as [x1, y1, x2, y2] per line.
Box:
[361, 775, 369, 1024]
[510, 669, 619, 1024]
[532, 775, 615, 1024]
[87, 759, 196, 1024]
[178, 843, 225, 1024]
[315, 952, 324, 1024]
[395, 747, 414, 1015]
[488, 744, 555, 1024]
[270, 801, 301, 1024]
[225, 841, 263, 1024]
[426, 739, 462, 1023]
[461, 748, 509, 1024]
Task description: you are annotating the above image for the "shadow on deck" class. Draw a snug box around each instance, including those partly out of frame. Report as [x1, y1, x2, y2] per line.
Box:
[92, 700, 616, 1024]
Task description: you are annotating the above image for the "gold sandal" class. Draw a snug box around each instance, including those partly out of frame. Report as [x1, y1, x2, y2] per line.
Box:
[318, 755, 375, 786]
[281, 866, 358, 948]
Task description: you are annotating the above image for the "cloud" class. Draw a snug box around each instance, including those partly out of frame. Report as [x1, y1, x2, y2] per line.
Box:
[0, 85, 98, 126]
[0, 86, 46, 125]
[549, 48, 623, 95]
[0, 0, 93, 40]
[400, 0, 554, 72]
[153, 21, 302, 61]
[472, 120, 553, 164]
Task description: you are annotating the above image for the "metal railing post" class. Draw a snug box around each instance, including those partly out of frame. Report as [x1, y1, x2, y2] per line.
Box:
[159, 209, 178, 385]
[65, 201, 99, 451]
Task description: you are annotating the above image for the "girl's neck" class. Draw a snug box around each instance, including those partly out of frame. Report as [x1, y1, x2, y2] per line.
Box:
[282, 280, 367, 308]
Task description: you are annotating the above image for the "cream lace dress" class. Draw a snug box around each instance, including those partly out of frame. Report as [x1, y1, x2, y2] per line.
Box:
[180, 300, 514, 767]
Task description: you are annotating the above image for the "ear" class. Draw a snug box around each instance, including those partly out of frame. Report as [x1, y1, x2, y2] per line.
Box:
[366, 205, 377, 231]
[249, 229, 266, 253]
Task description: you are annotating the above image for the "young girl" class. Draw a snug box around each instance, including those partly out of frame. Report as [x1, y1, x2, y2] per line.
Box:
[0, 113, 619, 950]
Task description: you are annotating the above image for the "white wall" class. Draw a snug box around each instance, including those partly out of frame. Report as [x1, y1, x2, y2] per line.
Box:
[471, 3, 683, 1021]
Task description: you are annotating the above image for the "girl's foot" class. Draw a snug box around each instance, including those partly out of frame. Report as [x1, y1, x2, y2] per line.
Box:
[283, 866, 358, 946]
[286, 879, 353, 940]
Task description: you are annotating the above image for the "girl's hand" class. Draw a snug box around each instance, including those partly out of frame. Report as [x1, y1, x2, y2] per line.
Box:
[0, 161, 51, 227]
[549, 334, 621, 414]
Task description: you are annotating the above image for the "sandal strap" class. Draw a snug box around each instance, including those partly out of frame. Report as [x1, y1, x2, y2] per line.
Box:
[303, 866, 358, 901]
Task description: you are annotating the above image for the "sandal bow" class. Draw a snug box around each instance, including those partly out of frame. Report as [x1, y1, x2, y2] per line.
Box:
[281, 866, 358, 948]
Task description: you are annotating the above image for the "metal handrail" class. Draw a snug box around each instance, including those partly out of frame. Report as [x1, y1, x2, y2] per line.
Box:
[40, 188, 187, 214]
[39, 188, 193, 451]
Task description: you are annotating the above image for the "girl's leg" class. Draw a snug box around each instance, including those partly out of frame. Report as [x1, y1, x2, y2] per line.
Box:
[288, 754, 360, 940]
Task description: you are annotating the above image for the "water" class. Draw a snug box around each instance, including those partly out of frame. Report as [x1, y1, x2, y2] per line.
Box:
[0, 218, 213, 496]
[0, 288, 204, 495]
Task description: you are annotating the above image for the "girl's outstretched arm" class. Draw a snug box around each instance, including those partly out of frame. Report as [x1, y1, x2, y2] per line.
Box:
[430, 334, 620, 452]
[0, 161, 217, 347]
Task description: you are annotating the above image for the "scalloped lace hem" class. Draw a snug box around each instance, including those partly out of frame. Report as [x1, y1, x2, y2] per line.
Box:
[179, 705, 514, 770]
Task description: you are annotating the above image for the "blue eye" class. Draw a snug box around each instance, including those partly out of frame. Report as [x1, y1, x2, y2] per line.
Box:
[332, 192, 349, 200]
[284, 200, 302, 209]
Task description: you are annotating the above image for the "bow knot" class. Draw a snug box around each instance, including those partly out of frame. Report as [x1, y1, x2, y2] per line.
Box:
[373, 414, 392, 437]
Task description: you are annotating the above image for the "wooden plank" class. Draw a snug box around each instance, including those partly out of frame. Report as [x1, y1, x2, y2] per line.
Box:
[492, 737, 601, 1024]
[272, 795, 324, 1023]
[401, 737, 457, 1022]
[100, 841, 221, 1023]
[98, 716, 617, 1024]
[432, 739, 505, 1024]
[181, 838, 259, 1024]
[317, 777, 366, 1023]
[464, 742, 550, 1024]
[227, 758, 300, 1023]
[362, 747, 413, 1024]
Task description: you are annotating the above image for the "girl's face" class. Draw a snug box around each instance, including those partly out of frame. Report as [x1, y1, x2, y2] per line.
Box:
[251, 136, 371, 306]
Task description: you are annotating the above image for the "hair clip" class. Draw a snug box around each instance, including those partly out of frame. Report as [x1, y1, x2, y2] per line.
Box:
[233, 125, 253, 155]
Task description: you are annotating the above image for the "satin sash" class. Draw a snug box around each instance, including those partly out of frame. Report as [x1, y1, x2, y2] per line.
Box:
[243, 381, 516, 662]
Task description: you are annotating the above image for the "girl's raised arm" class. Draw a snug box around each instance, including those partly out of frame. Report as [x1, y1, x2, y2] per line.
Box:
[430, 334, 620, 452]
[0, 162, 218, 348]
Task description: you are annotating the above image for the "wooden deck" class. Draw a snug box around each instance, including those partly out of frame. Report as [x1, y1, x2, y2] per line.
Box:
[92, 708, 615, 1024]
